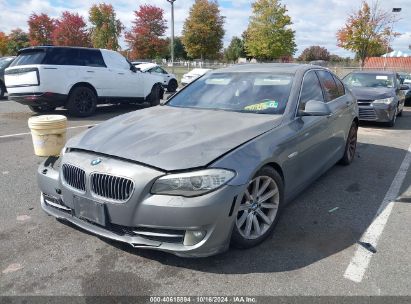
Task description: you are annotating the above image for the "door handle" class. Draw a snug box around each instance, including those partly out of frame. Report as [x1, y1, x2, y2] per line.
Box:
[118, 73, 125, 75]
[86, 71, 94, 73]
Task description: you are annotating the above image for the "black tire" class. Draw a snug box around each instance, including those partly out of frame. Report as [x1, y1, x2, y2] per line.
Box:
[66, 86, 97, 117]
[28, 105, 56, 113]
[386, 106, 398, 127]
[148, 84, 161, 107]
[339, 121, 358, 166]
[0, 82, 5, 99]
[231, 166, 284, 249]
[167, 79, 178, 92]
[397, 108, 403, 117]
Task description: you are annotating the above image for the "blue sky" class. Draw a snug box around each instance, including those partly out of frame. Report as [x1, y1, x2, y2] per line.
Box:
[0, 0, 410, 57]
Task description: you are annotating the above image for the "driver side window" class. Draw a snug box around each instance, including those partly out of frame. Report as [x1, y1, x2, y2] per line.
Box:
[299, 71, 324, 111]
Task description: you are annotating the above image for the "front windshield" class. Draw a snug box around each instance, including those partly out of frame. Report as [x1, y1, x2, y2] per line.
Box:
[168, 72, 294, 115]
[0, 57, 13, 69]
[343, 73, 394, 88]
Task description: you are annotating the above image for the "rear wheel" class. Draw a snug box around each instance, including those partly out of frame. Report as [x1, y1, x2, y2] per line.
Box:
[339, 122, 358, 165]
[231, 166, 283, 249]
[66, 86, 97, 117]
[148, 84, 161, 106]
[28, 105, 56, 113]
[167, 79, 178, 92]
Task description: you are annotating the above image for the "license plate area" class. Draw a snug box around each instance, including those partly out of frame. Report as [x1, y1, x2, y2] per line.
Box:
[73, 195, 106, 226]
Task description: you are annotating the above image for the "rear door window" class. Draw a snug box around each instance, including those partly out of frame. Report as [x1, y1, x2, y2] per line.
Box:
[10, 50, 46, 67]
[78, 49, 106, 68]
[316, 70, 341, 101]
[333, 75, 345, 96]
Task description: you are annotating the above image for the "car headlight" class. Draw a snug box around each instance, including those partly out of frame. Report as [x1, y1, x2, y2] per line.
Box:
[151, 169, 235, 197]
[373, 97, 394, 104]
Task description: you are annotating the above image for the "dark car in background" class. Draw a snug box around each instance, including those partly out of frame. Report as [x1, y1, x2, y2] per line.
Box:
[399, 72, 411, 105]
[343, 71, 408, 127]
[0, 56, 15, 98]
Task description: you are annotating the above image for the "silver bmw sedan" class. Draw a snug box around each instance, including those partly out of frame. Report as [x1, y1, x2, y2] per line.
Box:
[38, 64, 359, 257]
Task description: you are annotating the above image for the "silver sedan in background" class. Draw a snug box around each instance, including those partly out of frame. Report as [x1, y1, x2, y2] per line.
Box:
[38, 64, 359, 257]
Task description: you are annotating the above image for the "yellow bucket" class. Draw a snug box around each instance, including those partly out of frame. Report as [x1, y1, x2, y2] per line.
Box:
[28, 115, 67, 157]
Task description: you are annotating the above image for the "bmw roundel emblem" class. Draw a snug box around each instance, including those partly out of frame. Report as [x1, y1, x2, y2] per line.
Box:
[91, 158, 102, 166]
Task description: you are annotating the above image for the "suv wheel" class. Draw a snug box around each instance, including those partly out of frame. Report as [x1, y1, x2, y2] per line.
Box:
[148, 84, 161, 107]
[67, 87, 97, 117]
[0, 82, 5, 99]
[231, 166, 283, 249]
[167, 79, 178, 93]
[28, 105, 56, 113]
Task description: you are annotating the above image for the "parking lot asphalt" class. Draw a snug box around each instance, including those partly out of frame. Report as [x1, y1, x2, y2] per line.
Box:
[0, 97, 410, 296]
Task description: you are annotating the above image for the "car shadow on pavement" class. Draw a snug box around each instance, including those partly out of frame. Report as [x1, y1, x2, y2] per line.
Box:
[91, 141, 409, 274]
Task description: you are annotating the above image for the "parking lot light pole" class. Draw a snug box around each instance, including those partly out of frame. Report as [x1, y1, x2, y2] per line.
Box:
[166, 0, 176, 74]
[384, 8, 401, 70]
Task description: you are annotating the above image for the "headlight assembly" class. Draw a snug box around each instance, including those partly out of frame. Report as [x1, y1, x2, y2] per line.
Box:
[151, 169, 235, 197]
[373, 97, 394, 105]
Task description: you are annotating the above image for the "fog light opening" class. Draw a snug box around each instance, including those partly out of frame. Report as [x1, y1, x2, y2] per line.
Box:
[183, 230, 206, 246]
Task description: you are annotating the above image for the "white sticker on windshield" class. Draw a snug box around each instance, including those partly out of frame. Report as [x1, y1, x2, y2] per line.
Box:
[376, 76, 388, 80]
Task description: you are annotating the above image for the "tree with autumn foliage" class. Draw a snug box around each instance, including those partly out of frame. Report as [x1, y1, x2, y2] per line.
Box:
[244, 0, 296, 61]
[182, 0, 225, 60]
[0, 32, 9, 55]
[7, 29, 29, 55]
[337, 1, 399, 67]
[53, 12, 90, 47]
[125, 5, 168, 59]
[89, 3, 123, 50]
[298, 46, 330, 62]
[28, 13, 55, 46]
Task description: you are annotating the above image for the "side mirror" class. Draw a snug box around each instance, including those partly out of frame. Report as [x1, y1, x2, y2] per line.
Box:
[130, 65, 137, 73]
[400, 84, 409, 90]
[299, 100, 331, 116]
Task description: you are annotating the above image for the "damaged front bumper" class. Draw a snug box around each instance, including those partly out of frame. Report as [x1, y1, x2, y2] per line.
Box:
[38, 152, 244, 257]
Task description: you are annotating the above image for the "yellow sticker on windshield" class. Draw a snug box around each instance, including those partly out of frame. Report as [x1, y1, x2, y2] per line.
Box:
[244, 100, 279, 111]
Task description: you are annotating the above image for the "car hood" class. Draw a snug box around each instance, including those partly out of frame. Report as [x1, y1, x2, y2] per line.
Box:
[349, 87, 395, 100]
[67, 106, 282, 171]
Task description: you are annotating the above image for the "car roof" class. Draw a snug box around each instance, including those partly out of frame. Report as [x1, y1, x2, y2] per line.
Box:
[18, 46, 103, 54]
[210, 63, 321, 74]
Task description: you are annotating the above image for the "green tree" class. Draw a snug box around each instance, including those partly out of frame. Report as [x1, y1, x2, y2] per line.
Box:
[163, 36, 188, 60]
[337, 1, 398, 67]
[244, 0, 296, 61]
[7, 29, 29, 55]
[89, 3, 123, 50]
[224, 36, 245, 62]
[182, 0, 225, 60]
[0, 32, 9, 55]
[298, 46, 330, 62]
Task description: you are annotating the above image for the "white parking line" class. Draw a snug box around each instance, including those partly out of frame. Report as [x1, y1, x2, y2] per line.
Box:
[344, 143, 411, 283]
[0, 124, 95, 139]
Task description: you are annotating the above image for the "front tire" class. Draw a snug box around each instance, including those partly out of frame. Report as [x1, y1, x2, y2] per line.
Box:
[0, 82, 5, 99]
[148, 84, 161, 107]
[66, 87, 97, 117]
[231, 166, 283, 249]
[386, 106, 398, 127]
[339, 121, 358, 166]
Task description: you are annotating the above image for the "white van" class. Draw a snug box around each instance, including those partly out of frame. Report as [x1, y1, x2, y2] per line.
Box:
[5, 46, 164, 116]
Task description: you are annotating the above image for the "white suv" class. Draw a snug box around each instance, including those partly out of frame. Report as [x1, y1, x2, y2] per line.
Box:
[5, 46, 164, 116]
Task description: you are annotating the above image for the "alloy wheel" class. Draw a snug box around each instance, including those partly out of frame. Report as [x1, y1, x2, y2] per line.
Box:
[75, 90, 94, 114]
[347, 125, 357, 161]
[236, 176, 280, 240]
